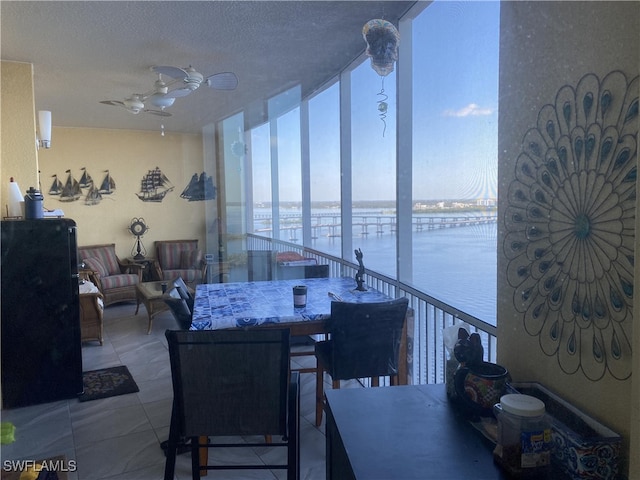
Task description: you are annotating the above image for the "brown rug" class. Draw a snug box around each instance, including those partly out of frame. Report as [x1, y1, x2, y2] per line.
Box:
[78, 365, 139, 402]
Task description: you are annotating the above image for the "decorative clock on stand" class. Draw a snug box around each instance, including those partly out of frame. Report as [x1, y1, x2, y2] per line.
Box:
[129, 217, 148, 260]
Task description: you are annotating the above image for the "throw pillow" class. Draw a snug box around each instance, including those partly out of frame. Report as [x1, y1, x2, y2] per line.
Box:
[180, 249, 202, 269]
[83, 256, 109, 277]
[276, 251, 306, 263]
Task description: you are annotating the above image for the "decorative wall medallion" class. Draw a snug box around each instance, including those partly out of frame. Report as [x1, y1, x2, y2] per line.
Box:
[503, 71, 637, 380]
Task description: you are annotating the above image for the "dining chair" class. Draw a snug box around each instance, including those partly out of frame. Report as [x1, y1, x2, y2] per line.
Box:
[162, 277, 194, 330]
[164, 328, 300, 480]
[314, 297, 409, 426]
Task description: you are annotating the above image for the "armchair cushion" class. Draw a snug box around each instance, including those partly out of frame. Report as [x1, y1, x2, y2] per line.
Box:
[155, 240, 203, 286]
[157, 242, 190, 270]
[83, 256, 109, 277]
[276, 251, 307, 263]
[78, 243, 142, 307]
[80, 244, 120, 275]
[100, 274, 140, 290]
[180, 249, 202, 270]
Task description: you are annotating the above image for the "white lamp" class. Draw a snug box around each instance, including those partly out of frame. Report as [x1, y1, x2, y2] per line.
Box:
[38, 110, 52, 148]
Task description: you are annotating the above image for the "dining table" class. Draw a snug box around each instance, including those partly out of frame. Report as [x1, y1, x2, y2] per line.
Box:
[191, 276, 414, 384]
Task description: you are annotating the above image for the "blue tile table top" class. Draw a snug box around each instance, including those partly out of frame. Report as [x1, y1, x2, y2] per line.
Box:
[191, 277, 394, 330]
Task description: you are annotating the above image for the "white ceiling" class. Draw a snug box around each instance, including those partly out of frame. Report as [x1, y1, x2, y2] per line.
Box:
[1, 1, 414, 134]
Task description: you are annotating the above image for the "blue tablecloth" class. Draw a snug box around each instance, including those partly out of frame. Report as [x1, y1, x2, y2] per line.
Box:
[191, 277, 392, 330]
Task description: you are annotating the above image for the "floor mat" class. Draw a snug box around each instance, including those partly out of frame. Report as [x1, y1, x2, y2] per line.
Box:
[78, 365, 139, 402]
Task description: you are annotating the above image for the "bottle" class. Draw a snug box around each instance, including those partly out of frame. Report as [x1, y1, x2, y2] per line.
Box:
[493, 394, 552, 479]
[7, 177, 24, 217]
[24, 187, 44, 219]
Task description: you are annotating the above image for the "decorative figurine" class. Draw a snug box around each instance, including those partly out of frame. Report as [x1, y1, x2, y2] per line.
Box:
[453, 328, 484, 367]
[354, 248, 367, 291]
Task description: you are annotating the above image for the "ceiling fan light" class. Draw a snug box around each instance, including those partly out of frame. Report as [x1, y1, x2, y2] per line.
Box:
[149, 94, 175, 108]
[124, 96, 145, 113]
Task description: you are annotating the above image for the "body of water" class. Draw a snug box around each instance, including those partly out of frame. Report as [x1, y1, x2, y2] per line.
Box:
[254, 208, 497, 326]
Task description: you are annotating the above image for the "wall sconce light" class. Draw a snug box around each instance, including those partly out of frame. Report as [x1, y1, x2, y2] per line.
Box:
[37, 110, 52, 149]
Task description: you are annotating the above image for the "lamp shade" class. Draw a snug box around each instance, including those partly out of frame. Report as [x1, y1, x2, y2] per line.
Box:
[38, 110, 52, 148]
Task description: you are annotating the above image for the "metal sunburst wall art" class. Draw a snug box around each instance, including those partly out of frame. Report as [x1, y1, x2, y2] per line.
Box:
[503, 71, 638, 381]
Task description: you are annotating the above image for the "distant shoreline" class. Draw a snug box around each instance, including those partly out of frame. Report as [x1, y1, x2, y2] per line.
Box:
[250, 201, 498, 214]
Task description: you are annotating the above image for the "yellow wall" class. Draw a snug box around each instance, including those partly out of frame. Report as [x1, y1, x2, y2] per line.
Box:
[1, 61, 39, 212]
[38, 127, 208, 258]
[497, 2, 639, 476]
[1, 61, 211, 259]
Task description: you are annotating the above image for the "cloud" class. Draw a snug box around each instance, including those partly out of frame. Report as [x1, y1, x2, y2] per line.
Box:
[442, 103, 494, 117]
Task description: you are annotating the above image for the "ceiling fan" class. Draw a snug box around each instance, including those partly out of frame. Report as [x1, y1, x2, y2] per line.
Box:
[100, 94, 172, 116]
[100, 65, 238, 115]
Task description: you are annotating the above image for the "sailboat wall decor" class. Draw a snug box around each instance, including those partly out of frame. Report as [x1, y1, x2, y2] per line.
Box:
[48, 168, 115, 205]
[78, 167, 93, 188]
[180, 172, 216, 201]
[59, 170, 82, 202]
[84, 182, 102, 206]
[48, 175, 63, 196]
[99, 170, 116, 195]
[136, 167, 174, 202]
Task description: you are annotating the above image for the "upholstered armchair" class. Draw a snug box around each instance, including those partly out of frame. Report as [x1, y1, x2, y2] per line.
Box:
[154, 239, 205, 287]
[78, 243, 143, 307]
[79, 280, 104, 345]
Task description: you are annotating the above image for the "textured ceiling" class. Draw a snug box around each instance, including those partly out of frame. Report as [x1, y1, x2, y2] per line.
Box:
[1, 1, 414, 134]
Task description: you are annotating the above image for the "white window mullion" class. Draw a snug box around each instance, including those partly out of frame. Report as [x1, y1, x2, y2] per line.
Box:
[397, 14, 413, 283]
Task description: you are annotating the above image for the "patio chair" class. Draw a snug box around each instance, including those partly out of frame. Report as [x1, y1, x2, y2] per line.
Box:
[314, 297, 409, 426]
[79, 291, 104, 345]
[78, 243, 143, 307]
[155, 239, 204, 287]
[164, 328, 300, 480]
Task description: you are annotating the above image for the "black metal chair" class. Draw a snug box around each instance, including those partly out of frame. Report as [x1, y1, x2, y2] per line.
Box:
[163, 296, 192, 331]
[314, 297, 409, 426]
[162, 277, 193, 330]
[164, 328, 300, 480]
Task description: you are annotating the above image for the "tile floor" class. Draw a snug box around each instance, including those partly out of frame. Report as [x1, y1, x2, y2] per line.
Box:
[1, 302, 355, 479]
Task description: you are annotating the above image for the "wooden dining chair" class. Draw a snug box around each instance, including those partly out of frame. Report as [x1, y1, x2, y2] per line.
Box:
[314, 297, 409, 426]
[164, 328, 300, 480]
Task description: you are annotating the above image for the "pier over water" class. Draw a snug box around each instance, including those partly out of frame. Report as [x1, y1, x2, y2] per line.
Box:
[254, 212, 498, 238]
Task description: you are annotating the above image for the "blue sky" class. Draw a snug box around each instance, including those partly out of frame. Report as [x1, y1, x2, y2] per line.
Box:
[252, 0, 500, 203]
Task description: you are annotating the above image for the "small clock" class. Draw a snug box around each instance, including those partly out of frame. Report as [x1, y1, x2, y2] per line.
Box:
[129, 218, 148, 260]
[129, 218, 148, 237]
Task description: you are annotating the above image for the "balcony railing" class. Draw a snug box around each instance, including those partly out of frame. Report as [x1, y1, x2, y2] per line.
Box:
[246, 233, 497, 385]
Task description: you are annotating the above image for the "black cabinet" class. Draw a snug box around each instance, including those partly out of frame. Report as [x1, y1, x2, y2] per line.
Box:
[1, 219, 83, 408]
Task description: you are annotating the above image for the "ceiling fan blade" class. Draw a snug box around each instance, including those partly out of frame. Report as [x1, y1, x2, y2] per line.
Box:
[144, 109, 172, 117]
[100, 100, 126, 107]
[206, 72, 238, 90]
[151, 65, 188, 79]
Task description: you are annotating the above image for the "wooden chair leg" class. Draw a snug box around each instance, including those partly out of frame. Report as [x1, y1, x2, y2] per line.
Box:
[371, 376, 380, 387]
[198, 436, 208, 477]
